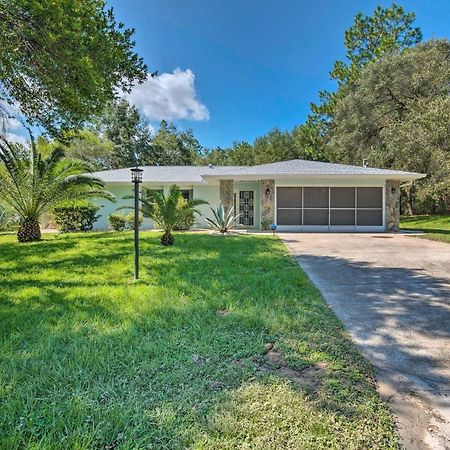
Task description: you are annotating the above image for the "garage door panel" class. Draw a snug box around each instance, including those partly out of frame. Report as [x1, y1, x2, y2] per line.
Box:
[357, 187, 382, 208]
[277, 209, 302, 225]
[277, 187, 302, 208]
[357, 210, 383, 226]
[330, 187, 355, 208]
[304, 187, 328, 208]
[330, 209, 355, 226]
[304, 209, 328, 225]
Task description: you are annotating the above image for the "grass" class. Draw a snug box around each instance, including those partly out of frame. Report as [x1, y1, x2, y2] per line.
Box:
[400, 214, 450, 243]
[0, 231, 397, 449]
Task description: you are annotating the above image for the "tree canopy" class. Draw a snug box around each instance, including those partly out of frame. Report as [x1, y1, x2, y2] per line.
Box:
[149, 120, 202, 166]
[300, 4, 423, 152]
[0, 0, 147, 136]
[330, 40, 450, 213]
[95, 99, 152, 168]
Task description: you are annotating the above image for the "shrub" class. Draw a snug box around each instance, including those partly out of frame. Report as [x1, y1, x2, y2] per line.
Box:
[205, 204, 241, 233]
[109, 213, 143, 231]
[173, 211, 196, 230]
[53, 201, 100, 232]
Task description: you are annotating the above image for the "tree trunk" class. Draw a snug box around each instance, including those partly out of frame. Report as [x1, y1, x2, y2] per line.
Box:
[17, 217, 41, 243]
[406, 185, 414, 216]
[160, 231, 174, 246]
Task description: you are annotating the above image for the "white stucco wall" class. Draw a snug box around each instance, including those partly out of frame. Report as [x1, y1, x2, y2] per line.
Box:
[93, 177, 389, 231]
[193, 184, 220, 227]
[93, 183, 135, 230]
[92, 182, 222, 230]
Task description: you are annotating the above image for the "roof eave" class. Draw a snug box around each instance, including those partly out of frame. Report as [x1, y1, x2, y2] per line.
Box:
[202, 173, 426, 182]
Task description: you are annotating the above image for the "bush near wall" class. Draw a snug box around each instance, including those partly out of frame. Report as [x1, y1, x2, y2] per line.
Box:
[173, 212, 196, 230]
[53, 201, 100, 232]
[109, 213, 143, 231]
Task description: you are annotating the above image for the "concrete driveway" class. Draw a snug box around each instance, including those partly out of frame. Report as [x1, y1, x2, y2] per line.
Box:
[280, 233, 450, 450]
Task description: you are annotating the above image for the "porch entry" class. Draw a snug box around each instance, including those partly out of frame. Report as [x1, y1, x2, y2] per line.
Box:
[276, 186, 384, 231]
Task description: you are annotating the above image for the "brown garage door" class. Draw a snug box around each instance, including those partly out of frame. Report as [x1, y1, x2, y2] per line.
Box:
[276, 187, 383, 229]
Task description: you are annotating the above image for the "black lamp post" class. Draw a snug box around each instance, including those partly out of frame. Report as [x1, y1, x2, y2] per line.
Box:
[131, 167, 143, 280]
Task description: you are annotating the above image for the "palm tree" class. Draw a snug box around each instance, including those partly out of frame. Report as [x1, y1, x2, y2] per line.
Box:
[0, 134, 114, 242]
[145, 185, 208, 246]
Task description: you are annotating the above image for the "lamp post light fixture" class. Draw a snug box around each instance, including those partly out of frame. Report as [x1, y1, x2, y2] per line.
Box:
[131, 167, 143, 280]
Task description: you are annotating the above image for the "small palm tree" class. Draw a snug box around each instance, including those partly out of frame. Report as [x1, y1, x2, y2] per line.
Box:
[0, 134, 114, 242]
[205, 204, 241, 233]
[145, 185, 208, 246]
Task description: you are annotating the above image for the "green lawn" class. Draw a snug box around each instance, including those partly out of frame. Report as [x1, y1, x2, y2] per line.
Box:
[0, 232, 397, 449]
[400, 214, 450, 243]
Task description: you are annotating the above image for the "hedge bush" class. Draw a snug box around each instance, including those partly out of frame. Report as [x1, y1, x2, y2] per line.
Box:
[109, 213, 143, 231]
[173, 211, 196, 230]
[53, 201, 100, 232]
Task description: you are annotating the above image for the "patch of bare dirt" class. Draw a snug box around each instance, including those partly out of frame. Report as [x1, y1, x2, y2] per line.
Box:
[259, 343, 327, 389]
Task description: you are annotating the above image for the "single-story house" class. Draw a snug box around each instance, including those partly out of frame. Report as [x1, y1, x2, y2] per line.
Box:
[91, 159, 425, 232]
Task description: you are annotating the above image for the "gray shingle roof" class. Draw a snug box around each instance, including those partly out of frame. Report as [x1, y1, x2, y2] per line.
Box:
[202, 159, 425, 178]
[90, 159, 425, 183]
[89, 165, 244, 183]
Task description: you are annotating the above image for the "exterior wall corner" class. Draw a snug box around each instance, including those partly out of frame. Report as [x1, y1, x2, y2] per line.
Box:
[385, 180, 401, 232]
[219, 180, 234, 212]
[260, 179, 275, 229]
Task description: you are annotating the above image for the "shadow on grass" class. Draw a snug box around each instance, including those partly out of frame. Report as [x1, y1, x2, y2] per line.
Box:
[0, 232, 397, 448]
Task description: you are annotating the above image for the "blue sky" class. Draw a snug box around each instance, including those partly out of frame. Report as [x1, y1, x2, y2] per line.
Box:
[111, 1, 449, 148]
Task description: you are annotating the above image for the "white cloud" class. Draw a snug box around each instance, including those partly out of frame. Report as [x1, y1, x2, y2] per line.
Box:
[0, 101, 29, 145]
[5, 132, 28, 145]
[127, 68, 209, 122]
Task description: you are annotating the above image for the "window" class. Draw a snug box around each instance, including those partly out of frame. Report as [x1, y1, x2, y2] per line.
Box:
[143, 188, 163, 201]
[180, 189, 193, 201]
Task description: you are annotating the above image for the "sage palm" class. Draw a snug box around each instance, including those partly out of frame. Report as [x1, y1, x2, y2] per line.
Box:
[146, 185, 207, 246]
[0, 135, 114, 242]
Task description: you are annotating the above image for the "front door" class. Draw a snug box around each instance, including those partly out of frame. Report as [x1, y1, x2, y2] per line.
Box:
[239, 190, 254, 226]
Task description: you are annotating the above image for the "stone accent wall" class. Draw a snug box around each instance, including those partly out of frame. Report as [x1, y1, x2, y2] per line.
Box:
[385, 180, 401, 232]
[260, 179, 275, 229]
[219, 180, 234, 212]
